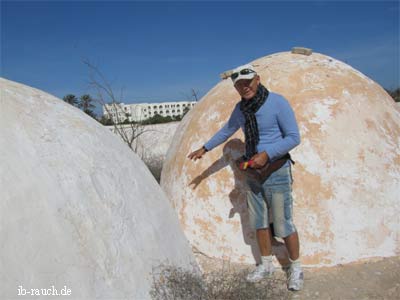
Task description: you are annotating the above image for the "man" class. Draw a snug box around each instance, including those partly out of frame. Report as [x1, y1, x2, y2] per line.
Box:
[187, 64, 303, 291]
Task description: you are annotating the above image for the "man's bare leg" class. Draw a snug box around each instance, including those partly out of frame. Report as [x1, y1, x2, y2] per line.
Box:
[283, 231, 303, 291]
[256, 228, 273, 256]
[283, 231, 300, 260]
[246, 227, 276, 282]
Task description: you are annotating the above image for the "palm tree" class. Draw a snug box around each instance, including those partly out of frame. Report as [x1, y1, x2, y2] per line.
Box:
[389, 88, 400, 102]
[79, 94, 96, 118]
[63, 94, 78, 106]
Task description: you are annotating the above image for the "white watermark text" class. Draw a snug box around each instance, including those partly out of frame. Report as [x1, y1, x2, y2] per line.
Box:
[17, 285, 71, 297]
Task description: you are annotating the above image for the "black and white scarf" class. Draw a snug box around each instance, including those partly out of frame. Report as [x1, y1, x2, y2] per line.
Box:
[240, 84, 269, 160]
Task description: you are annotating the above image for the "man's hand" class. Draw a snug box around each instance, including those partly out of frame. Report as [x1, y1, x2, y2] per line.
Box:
[187, 147, 206, 161]
[250, 151, 269, 168]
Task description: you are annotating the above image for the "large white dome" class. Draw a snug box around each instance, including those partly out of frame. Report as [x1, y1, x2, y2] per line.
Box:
[161, 51, 400, 267]
[0, 78, 197, 299]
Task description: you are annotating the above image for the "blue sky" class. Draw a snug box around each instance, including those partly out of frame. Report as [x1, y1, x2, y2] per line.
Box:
[2, 0, 399, 113]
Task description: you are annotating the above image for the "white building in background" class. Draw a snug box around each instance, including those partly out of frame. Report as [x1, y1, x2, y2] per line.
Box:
[103, 101, 196, 123]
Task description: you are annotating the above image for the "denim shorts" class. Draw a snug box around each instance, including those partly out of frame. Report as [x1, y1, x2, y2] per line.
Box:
[246, 165, 296, 238]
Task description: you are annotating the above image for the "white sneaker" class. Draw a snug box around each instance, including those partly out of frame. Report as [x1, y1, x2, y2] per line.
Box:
[246, 263, 275, 283]
[287, 264, 304, 291]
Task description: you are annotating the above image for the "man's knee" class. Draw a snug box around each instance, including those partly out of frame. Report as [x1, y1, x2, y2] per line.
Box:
[272, 219, 296, 238]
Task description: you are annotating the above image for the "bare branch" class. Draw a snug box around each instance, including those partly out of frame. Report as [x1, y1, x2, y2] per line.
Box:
[82, 59, 150, 154]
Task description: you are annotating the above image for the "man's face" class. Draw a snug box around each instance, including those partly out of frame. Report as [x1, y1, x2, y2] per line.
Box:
[234, 75, 260, 100]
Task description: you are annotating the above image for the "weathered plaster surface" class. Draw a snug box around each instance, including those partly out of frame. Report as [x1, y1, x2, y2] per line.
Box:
[161, 52, 400, 267]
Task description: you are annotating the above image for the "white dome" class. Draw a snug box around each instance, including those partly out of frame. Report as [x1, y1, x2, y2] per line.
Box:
[0, 78, 197, 299]
[161, 52, 400, 267]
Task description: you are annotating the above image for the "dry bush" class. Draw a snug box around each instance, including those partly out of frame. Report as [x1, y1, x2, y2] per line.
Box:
[150, 263, 289, 300]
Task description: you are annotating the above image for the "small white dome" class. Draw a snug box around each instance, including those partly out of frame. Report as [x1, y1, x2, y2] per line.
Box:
[0, 78, 197, 299]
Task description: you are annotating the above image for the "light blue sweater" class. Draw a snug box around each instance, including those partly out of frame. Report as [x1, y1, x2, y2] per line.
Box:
[204, 92, 301, 162]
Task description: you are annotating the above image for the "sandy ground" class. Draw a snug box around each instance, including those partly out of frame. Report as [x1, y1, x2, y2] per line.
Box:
[287, 256, 399, 300]
[196, 254, 399, 300]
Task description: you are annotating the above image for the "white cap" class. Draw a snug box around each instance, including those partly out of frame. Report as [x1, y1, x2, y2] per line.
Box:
[231, 64, 257, 84]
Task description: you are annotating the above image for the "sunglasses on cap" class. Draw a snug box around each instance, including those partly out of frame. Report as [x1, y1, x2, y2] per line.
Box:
[230, 69, 256, 80]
